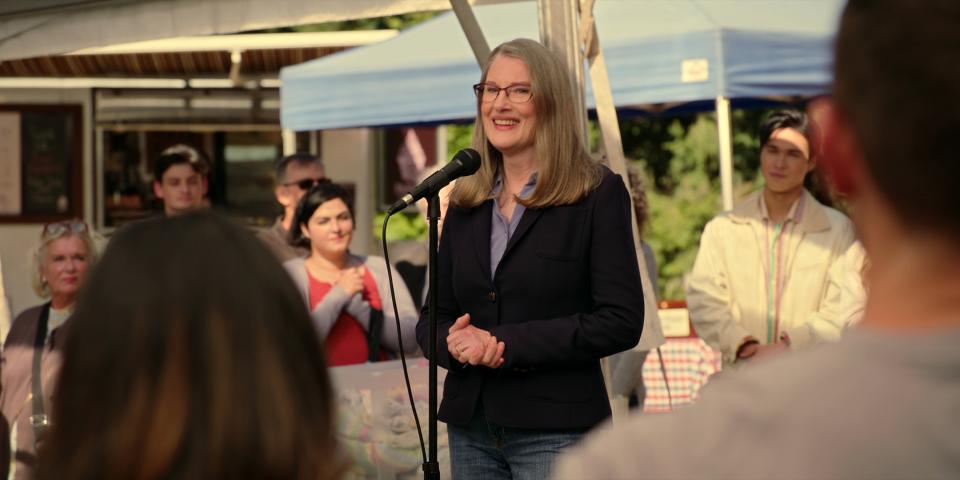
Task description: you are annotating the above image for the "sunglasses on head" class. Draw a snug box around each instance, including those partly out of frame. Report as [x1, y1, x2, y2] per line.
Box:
[42, 220, 88, 238]
[283, 177, 329, 190]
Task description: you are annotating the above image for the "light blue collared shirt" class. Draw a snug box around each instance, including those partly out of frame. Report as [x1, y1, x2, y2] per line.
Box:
[490, 172, 538, 279]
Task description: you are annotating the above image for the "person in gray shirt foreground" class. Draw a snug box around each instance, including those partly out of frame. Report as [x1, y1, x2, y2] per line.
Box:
[554, 1, 960, 478]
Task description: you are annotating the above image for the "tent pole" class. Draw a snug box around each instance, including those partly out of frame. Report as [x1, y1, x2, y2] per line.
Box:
[450, 0, 490, 65]
[281, 129, 296, 155]
[538, 0, 588, 142]
[715, 95, 735, 211]
[581, 0, 665, 423]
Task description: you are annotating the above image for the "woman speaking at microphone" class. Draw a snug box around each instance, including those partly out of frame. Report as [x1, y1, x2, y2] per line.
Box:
[416, 38, 644, 479]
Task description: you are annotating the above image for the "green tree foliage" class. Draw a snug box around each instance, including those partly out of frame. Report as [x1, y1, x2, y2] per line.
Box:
[446, 123, 474, 154]
[374, 211, 426, 242]
[624, 108, 777, 300]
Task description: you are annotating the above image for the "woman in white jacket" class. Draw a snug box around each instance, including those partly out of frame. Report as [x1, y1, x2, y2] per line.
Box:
[687, 110, 855, 365]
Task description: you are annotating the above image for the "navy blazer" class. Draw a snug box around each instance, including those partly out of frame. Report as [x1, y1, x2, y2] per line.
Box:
[417, 167, 644, 430]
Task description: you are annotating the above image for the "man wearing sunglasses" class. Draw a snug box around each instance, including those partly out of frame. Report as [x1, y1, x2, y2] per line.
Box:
[259, 152, 327, 262]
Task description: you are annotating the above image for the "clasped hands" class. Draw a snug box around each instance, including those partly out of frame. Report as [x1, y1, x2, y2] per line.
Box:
[446, 314, 505, 368]
[737, 338, 788, 362]
[335, 266, 366, 296]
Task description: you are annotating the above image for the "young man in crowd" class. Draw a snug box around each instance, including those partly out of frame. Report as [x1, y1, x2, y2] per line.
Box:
[555, 0, 960, 477]
[257, 152, 326, 262]
[686, 110, 855, 365]
[152, 144, 210, 217]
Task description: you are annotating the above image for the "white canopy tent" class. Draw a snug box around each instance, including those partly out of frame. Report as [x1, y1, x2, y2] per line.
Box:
[0, 0, 516, 62]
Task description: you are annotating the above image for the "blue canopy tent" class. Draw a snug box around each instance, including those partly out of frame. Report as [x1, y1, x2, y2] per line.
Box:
[281, 0, 843, 129]
[280, 0, 845, 207]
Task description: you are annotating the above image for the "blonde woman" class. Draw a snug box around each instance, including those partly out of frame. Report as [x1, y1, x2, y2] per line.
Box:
[417, 38, 644, 479]
[1, 220, 98, 479]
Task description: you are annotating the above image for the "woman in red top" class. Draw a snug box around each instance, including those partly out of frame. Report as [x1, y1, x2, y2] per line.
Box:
[284, 181, 419, 366]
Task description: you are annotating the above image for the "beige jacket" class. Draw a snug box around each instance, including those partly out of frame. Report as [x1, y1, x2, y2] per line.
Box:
[686, 190, 855, 364]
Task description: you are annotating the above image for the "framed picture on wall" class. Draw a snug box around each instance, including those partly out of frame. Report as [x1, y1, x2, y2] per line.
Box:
[376, 126, 438, 211]
[0, 104, 82, 223]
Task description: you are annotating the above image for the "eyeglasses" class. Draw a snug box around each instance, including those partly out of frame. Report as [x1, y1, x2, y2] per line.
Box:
[473, 83, 533, 103]
[283, 177, 329, 190]
[42, 220, 88, 238]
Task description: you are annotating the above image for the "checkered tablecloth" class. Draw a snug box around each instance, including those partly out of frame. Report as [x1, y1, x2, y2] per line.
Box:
[641, 337, 721, 412]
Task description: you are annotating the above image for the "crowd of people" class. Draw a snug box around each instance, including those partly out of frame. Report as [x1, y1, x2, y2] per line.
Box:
[0, 0, 955, 477]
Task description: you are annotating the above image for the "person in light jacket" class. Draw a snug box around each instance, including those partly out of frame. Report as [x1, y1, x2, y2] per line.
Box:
[686, 110, 855, 365]
[555, 3, 960, 477]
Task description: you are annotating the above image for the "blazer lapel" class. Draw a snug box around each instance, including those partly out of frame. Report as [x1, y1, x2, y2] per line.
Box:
[501, 207, 543, 265]
[471, 200, 494, 282]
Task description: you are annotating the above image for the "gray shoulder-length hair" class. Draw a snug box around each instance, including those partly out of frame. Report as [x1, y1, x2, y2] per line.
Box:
[31, 223, 100, 298]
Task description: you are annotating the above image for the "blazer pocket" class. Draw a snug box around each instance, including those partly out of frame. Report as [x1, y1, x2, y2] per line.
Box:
[442, 374, 461, 398]
[534, 208, 586, 261]
[524, 369, 599, 404]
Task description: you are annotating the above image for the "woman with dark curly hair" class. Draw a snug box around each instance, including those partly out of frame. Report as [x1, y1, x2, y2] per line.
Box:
[285, 181, 418, 366]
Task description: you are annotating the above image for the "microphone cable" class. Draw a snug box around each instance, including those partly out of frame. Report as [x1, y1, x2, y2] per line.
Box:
[380, 211, 428, 464]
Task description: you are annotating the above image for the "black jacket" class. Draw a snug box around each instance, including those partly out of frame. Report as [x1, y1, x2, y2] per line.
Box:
[416, 167, 644, 430]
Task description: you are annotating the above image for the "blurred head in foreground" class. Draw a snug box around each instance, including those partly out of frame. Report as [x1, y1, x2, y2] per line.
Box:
[39, 212, 344, 480]
[820, 0, 960, 242]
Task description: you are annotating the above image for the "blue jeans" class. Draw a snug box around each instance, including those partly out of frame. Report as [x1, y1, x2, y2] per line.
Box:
[447, 404, 586, 480]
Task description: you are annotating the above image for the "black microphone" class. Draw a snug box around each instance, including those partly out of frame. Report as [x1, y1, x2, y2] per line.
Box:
[388, 148, 481, 214]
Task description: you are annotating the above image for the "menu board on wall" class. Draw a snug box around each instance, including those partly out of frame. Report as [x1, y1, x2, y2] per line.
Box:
[0, 105, 81, 222]
[21, 112, 73, 215]
[0, 112, 21, 215]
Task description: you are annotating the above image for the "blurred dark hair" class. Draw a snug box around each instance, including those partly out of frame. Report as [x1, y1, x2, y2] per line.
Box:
[289, 181, 353, 248]
[626, 165, 650, 237]
[835, 0, 960, 235]
[274, 152, 325, 184]
[759, 109, 817, 152]
[759, 109, 833, 206]
[39, 212, 344, 480]
[153, 144, 209, 181]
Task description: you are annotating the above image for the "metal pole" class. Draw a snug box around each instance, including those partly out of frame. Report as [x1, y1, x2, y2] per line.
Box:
[579, 0, 667, 423]
[715, 95, 735, 211]
[422, 193, 441, 480]
[450, 0, 491, 66]
[281, 128, 296, 155]
[442, 3, 488, 477]
[538, 0, 588, 143]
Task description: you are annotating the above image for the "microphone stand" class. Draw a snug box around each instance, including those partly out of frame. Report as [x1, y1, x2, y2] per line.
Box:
[423, 193, 441, 480]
